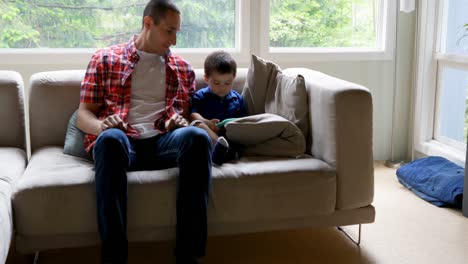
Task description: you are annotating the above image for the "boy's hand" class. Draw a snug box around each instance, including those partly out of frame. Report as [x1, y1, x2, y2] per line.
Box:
[206, 119, 220, 133]
[165, 113, 189, 131]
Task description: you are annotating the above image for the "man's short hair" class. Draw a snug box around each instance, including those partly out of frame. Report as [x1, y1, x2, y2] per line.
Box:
[204, 51, 237, 77]
[142, 0, 180, 27]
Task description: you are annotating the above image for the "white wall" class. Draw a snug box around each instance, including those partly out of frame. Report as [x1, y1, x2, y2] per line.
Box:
[393, 11, 416, 162]
[0, 7, 416, 162]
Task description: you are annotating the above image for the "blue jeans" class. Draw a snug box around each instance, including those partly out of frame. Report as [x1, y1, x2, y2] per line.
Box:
[93, 127, 212, 264]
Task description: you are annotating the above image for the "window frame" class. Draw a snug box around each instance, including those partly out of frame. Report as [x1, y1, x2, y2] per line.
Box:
[0, 0, 251, 65]
[0, 0, 396, 65]
[258, 0, 396, 62]
[175, 0, 251, 65]
[433, 59, 468, 151]
[413, 0, 468, 165]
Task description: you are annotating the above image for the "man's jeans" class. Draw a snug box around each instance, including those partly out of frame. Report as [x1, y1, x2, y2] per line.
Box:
[93, 127, 212, 263]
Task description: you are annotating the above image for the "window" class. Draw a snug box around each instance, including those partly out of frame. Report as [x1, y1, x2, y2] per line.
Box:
[0, 0, 236, 49]
[0, 0, 394, 64]
[260, 0, 395, 61]
[434, 0, 468, 150]
[176, 0, 236, 49]
[436, 66, 468, 148]
[413, 0, 468, 164]
[269, 0, 379, 48]
[0, 0, 144, 48]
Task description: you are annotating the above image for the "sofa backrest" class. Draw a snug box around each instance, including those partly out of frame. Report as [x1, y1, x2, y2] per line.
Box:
[29, 70, 85, 153]
[0, 71, 25, 149]
[28, 69, 247, 153]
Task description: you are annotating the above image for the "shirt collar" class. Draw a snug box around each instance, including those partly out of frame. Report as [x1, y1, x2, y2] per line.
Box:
[224, 91, 233, 100]
[125, 35, 172, 60]
[208, 87, 233, 100]
[127, 34, 181, 72]
[166, 50, 180, 71]
[125, 35, 139, 62]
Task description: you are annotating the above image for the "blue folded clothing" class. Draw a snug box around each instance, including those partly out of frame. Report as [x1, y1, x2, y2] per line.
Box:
[396, 156, 464, 208]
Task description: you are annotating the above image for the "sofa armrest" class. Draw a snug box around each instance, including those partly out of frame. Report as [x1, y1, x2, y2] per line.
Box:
[0, 71, 26, 150]
[284, 68, 374, 210]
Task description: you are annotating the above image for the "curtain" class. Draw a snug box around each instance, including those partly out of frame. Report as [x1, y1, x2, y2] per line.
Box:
[400, 0, 415, 13]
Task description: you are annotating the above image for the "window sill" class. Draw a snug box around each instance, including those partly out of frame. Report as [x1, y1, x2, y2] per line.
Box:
[0, 48, 251, 66]
[263, 48, 393, 62]
[0, 49, 97, 65]
[414, 140, 466, 166]
[0, 46, 394, 65]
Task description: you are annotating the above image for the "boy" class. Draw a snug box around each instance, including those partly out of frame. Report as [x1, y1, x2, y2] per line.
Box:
[190, 51, 247, 165]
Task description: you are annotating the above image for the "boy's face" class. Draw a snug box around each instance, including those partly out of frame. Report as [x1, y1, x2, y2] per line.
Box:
[205, 72, 235, 98]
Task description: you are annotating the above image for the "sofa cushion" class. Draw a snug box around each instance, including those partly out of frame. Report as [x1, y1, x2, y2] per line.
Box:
[29, 70, 85, 153]
[0, 148, 26, 263]
[265, 71, 309, 140]
[63, 110, 91, 160]
[0, 148, 26, 184]
[241, 55, 309, 139]
[225, 113, 306, 157]
[210, 156, 336, 223]
[242, 55, 281, 115]
[13, 147, 335, 238]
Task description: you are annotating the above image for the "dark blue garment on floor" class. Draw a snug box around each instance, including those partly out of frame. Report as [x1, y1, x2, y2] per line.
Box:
[396, 156, 464, 208]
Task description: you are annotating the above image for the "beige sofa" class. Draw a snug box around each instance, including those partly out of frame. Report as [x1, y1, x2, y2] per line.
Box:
[0, 71, 27, 263]
[11, 67, 375, 255]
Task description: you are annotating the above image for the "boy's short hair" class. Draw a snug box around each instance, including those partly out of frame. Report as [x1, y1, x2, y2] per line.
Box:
[204, 51, 237, 77]
[142, 0, 180, 28]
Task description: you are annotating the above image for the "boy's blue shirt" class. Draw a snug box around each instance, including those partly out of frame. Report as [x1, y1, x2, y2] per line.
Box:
[191, 86, 247, 121]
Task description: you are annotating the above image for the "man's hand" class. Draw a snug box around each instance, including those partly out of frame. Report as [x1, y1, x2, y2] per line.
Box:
[100, 114, 128, 133]
[165, 113, 189, 131]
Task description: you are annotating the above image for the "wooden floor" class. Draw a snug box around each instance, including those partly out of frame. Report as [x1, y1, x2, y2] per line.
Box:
[6, 162, 468, 264]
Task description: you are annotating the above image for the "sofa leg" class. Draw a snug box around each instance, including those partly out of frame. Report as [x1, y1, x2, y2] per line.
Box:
[337, 224, 361, 246]
[32, 251, 39, 264]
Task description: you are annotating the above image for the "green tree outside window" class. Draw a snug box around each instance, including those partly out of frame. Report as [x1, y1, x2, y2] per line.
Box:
[1, 0, 378, 49]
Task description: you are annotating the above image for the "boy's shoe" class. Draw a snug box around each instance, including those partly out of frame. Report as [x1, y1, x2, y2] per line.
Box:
[212, 136, 229, 166]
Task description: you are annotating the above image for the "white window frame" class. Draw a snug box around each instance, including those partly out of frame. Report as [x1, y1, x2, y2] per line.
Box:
[0, 0, 396, 65]
[258, 0, 396, 62]
[413, 0, 468, 165]
[0, 0, 251, 66]
[175, 0, 251, 65]
[433, 59, 468, 151]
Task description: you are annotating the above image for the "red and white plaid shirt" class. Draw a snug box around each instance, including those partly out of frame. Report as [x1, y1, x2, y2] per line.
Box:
[80, 35, 196, 152]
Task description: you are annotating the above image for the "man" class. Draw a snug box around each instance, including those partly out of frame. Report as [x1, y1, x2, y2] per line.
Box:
[77, 1, 211, 263]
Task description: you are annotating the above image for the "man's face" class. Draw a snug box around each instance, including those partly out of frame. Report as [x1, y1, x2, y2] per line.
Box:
[205, 72, 235, 98]
[146, 10, 180, 55]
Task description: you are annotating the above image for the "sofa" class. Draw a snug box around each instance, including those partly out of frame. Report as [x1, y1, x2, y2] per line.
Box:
[10, 66, 375, 256]
[0, 71, 27, 263]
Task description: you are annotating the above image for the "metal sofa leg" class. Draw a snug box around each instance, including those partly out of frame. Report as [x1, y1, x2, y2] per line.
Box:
[337, 224, 361, 246]
[32, 251, 39, 264]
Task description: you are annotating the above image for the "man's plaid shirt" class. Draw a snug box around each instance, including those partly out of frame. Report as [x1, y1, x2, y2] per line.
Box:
[80, 35, 196, 152]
